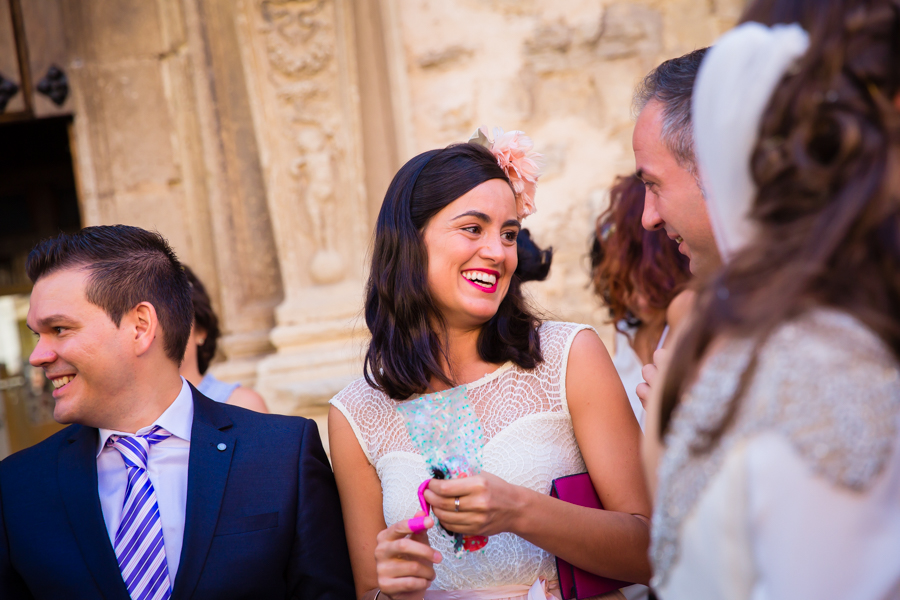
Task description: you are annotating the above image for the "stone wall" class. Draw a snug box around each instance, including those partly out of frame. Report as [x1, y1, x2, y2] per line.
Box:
[390, 0, 743, 344]
[41, 0, 743, 439]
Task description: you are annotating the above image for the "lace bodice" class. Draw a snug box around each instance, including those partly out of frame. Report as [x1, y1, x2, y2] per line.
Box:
[331, 321, 593, 590]
[651, 309, 900, 589]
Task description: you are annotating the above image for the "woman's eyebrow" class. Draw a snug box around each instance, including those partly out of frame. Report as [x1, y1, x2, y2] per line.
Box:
[450, 210, 491, 223]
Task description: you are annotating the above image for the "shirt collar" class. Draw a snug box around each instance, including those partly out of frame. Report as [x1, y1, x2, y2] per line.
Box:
[96, 377, 194, 457]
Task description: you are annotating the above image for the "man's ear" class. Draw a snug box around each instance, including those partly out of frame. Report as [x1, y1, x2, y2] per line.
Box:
[129, 302, 160, 357]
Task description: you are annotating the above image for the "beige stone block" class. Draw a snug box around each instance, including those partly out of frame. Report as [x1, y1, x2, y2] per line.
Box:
[94, 62, 181, 193]
[112, 192, 190, 254]
[82, 0, 166, 60]
[661, 0, 720, 56]
[595, 3, 663, 60]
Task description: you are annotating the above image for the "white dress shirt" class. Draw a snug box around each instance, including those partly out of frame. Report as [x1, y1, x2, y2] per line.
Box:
[96, 377, 194, 580]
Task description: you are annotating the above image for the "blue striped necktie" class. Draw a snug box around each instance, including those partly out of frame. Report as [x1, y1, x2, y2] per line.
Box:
[106, 425, 173, 600]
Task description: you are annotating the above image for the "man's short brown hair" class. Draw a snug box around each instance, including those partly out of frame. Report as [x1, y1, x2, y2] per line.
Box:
[26, 225, 193, 365]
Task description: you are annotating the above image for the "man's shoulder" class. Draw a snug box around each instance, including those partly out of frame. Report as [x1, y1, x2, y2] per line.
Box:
[0, 423, 84, 474]
[214, 401, 315, 438]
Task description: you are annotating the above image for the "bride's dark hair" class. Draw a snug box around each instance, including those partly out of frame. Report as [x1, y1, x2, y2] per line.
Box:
[365, 143, 544, 400]
[660, 0, 900, 443]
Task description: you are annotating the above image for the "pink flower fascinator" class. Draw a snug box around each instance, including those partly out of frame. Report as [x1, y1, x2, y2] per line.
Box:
[468, 126, 543, 219]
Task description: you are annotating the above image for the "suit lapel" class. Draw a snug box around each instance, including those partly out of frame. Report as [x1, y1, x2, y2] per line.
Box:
[58, 425, 131, 600]
[171, 387, 235, 600]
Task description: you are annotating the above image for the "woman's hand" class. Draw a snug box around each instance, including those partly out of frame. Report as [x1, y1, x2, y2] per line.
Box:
[424, 472, 525, 537]
[374, 511, 442, 599]
[636, 347, 670, 409]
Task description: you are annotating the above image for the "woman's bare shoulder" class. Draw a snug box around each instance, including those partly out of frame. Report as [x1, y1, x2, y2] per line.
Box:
[227, 386, 269, 413]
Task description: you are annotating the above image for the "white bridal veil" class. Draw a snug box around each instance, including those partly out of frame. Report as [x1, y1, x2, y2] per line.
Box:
[692, 22, 810, 261]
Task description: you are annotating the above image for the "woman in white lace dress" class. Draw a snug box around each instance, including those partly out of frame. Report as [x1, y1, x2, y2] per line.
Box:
[329, 132, 651, 600]
[643, 1, 900, 598]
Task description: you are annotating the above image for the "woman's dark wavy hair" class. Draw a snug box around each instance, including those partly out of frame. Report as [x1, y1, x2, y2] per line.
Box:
[364, 143, 545, 400]
[182, 265, 220, 375]
[516, 229, 553, 282]
[660, 0, 900, 445]
[589, 174, 690, 330]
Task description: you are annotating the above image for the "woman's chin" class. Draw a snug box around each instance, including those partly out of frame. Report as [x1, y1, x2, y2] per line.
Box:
[441, 304, 500, 329]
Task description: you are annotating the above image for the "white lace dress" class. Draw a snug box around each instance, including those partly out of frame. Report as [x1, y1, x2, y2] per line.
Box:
[331, 321, 619, 598]
[652, 310, 900, 599]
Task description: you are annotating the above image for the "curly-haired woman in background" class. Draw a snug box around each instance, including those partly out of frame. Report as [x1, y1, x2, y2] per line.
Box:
[179, 266, 268, 412]
[644, 0, 900, 597]
[589, 174, 691, 430]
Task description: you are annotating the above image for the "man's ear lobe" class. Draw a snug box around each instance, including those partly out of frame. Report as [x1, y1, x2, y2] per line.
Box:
[131, 302, 159, 357]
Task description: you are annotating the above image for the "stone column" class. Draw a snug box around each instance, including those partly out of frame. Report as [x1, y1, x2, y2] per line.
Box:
[62, 0, 284, 384]
[234, 0, 376, 416]
[182, 0, 285, 383]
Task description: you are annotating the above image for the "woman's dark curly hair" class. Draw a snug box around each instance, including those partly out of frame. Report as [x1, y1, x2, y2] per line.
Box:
[660, 0, 900, 444]
[182, 265, 220, 375]
[589, 174, 690, 330]
[364, 143, 545, 400]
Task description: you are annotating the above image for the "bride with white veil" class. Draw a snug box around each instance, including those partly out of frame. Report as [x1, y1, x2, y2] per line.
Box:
[644, 0, 900, 598]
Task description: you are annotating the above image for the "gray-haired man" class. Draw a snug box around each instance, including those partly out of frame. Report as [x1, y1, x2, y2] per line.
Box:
[632, 49, 721, 412]
[632, 48, 722, 279]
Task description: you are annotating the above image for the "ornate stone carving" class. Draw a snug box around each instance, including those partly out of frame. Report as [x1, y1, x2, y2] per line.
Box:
[252, 0, 364, 288]
[238, 0, 369, 412]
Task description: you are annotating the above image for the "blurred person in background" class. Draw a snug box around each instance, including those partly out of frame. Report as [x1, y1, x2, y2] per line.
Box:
[179, 266, 268, 412]
[645, 0, 900, 597]
[589, 174, 692, 431]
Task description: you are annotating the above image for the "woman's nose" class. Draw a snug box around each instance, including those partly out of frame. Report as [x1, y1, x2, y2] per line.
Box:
[478, 233, 506, 261]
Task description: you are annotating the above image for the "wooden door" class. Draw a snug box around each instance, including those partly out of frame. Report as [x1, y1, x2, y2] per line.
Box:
[0, 0, 72, 122]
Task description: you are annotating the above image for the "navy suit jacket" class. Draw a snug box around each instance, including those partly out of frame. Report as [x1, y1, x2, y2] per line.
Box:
[0, 386, 355, 599]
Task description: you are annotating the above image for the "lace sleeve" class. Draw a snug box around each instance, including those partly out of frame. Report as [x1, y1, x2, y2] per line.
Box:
[329, 379, 377, 466]
[547, 322, 599, 413]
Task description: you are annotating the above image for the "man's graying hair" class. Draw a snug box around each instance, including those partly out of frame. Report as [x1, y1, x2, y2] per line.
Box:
[633, 47, 709, 174]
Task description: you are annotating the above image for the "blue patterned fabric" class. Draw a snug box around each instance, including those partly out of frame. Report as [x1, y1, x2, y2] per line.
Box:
[197, 374, 239, 404]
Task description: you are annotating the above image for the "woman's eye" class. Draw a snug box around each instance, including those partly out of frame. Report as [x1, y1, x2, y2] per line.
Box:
[54, 327, 65, 334]
[462, 226, 480, 234]
[502, 230, 518, 242]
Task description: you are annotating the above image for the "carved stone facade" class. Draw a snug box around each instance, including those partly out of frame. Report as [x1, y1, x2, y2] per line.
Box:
[27, 0, 741, 438]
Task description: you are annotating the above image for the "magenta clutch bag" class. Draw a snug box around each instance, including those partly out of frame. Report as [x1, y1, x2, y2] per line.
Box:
[550, 473, 631, 599]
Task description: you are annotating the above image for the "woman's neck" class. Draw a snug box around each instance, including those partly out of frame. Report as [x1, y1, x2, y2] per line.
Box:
[430, 324, 500, 391]
[630, 312, 667, 365]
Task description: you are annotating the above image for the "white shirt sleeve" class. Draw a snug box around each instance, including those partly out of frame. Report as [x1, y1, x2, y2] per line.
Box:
[745, 432, 900, 600]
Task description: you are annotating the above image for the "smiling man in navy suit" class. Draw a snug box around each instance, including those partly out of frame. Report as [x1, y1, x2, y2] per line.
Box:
[0, 225, 354, 600]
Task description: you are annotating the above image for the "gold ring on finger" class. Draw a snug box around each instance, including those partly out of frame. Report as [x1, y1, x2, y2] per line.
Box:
[454, 496, 460, 512]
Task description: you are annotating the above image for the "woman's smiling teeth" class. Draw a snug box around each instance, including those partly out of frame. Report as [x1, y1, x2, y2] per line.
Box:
[462, 270, 497, 288]
[51, 375, 75, 389]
